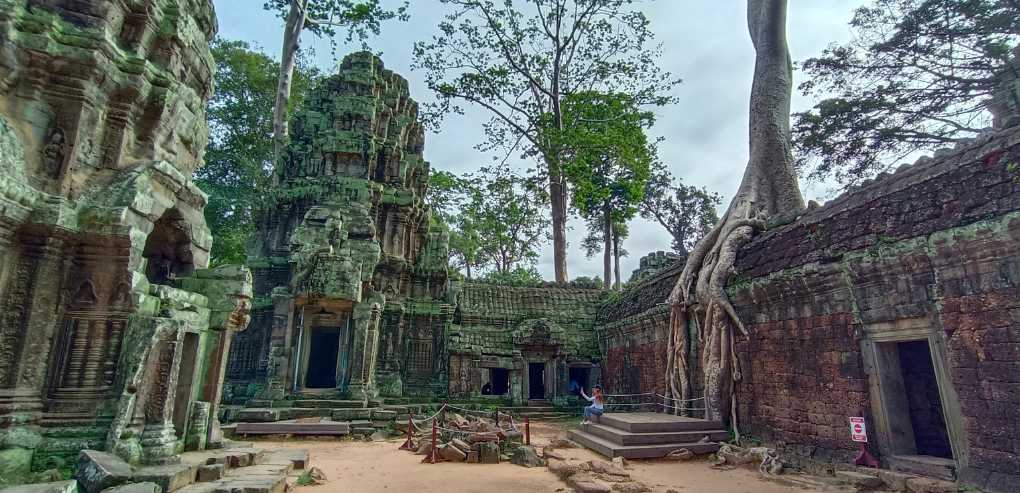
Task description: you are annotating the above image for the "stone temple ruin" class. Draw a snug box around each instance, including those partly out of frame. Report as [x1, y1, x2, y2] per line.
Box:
[222, 52, 607, 412]
[0, 1, 1019, 492]
[0, 0, 252, 483]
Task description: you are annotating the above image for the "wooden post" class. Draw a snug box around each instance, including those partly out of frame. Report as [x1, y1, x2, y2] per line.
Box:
[525, 416, 530, 445]
[495, 409, 500, 428]
[421, 419, 440, 464]
[399, 415, 414, 450]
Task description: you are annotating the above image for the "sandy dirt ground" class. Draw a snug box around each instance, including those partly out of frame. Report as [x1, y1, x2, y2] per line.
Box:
[251, 421, 827, 493]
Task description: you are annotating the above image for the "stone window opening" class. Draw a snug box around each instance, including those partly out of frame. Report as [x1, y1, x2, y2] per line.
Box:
[143, 208, 194, 285]
[568, 367, 591, 397]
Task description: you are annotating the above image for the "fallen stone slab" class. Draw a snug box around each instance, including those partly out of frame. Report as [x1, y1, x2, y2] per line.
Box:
[584, 460, 629, 479]
[511, 446, 546, 468]
[0, 480, 79, 493]
[132, 464, 197, 493]
[263, 449, 308, 470]
[905, 477, 956, 493]
[196, 465, 224, 483]
[450, 439, 471, 454]
[77, 450, 133, 493]
[611, 482, 650, 493]
[835, 470, 883, 489]
[478, 442, 500, 464]
[547, 460, 581, 480]
[875, 469, 913, 491]
[568, 474, 611, 493]
[439, 444, 467, 462]
[100, 483, 161, 493]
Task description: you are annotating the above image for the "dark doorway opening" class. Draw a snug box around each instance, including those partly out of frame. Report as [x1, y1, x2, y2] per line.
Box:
[173, 332, 200, 439]
[528, 362, 545, 399]
[306, 328, 340, 389]
[569, 367, 590, 396]
[898, 341, 953, 458]
[143, 208, 194, 285]
[486, 368, 509, 395]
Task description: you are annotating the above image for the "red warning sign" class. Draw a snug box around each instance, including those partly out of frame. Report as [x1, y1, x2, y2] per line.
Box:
[849, 417, 868, 443]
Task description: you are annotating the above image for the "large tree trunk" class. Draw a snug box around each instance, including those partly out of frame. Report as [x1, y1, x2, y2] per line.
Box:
[272, 0, 306, 185]
[613, 227, 622, 290]
[664, 0, 803, 430]
[603, 202, 612, 289]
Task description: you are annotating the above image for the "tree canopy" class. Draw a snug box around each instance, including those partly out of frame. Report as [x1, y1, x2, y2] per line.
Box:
[794, 0, 1019, 186]
[413, 0, 678, 283]
[640, 166, 721, 256]
[426, 166, 550, 280]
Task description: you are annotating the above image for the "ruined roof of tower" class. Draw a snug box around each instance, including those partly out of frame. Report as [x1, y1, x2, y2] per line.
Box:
[734, 124, 1020, 281]
[456, 283, 605, 326]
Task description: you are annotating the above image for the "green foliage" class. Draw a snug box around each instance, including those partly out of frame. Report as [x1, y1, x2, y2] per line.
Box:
[295, 471, 314, 486]
[555, 92, 655, 225]
[793, 0, 1019, 186]
[263, 0, 409, 46]
[477, 266, 545, 287]
[196, 39, 319, 266]
[567, 276, 604, 290]
[639, 165, 721, 256]
[426, 166, 550, 279]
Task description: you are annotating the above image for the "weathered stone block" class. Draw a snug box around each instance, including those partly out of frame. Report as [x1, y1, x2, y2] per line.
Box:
[100, 483, 161, 493]
[438, 444, 466, 462]
[478, 442, 500, 464]
[0, 480, 78, 493]
[76, 451, 133, 493]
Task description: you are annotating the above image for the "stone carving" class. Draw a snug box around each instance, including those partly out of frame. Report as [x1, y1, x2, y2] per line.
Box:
[41, 127, 67, 178]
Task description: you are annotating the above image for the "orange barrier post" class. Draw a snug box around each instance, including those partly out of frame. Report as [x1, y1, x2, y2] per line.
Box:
[421, 419, 440, 464]
[398, 415, 415, 450]
[525, 416, 530, 445]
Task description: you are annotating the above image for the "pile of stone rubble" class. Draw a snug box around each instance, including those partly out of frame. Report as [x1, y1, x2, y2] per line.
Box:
[402, 411, 545, 466]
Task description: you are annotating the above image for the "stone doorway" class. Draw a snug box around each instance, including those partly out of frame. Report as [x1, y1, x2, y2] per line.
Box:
[862, 318, 967, 479]
[172, 332, 200, 439]
[569, 367, 591, 396]
[486, 368, 509, 395]
[305, 327, 341, 389]
[897, 341, 952, 458]
[528, 362, 545, 399]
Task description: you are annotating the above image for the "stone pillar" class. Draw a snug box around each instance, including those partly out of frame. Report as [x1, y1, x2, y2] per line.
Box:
[180, 265, 252, 449]
[139, 330, 184, 465]
[347, 292, 384, 404]
[259, 291, 295, 400]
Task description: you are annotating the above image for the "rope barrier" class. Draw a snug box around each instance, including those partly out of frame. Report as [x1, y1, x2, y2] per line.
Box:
[603, 392, 655, 398]
[655, 394, 706, 403]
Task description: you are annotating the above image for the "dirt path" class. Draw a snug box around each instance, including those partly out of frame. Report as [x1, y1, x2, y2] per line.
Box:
[252, 422, 826, 493]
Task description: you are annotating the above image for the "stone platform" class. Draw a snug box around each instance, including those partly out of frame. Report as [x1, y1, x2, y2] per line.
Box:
[568, 412, 726, 459]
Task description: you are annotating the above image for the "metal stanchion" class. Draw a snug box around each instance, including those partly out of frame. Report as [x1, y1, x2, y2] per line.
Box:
[398, 415, 415, 450]
[421, 419, 441, 464]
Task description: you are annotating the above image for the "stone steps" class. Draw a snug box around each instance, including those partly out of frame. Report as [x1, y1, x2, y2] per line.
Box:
[583, 423, 729, 446]
[235, 419, 351, 436]
[566, 412, 724, 460]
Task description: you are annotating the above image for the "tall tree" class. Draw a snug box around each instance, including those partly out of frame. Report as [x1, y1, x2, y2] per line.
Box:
[554, 91, 653, 290]
[414, 0, 678, 283]
[264, 0, 408, 179]
[793, 0, 1019, 186]
[196, 39, 318, 266]
[666, 0, 804, 429]
[640, 167, 721, 256]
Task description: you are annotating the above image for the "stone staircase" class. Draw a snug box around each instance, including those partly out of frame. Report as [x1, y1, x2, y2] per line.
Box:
[567, 412, 727, 459]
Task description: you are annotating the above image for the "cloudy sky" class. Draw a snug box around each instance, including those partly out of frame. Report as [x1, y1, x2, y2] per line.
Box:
[213, 0, 861, 281]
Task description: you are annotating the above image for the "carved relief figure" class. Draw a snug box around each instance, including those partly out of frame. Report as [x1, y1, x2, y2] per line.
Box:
[42, 127, 67, 178]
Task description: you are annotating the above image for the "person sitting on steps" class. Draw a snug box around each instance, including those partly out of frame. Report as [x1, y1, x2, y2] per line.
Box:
[580, 385, 604, 425]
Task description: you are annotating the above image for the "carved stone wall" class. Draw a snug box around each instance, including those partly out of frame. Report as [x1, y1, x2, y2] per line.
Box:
[0, 0, 254, 483]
